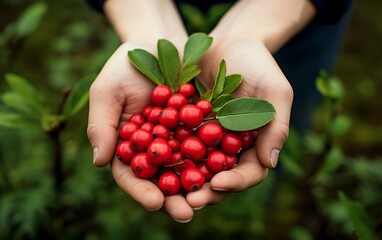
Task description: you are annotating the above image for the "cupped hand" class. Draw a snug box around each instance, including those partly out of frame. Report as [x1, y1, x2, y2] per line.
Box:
[87, 42, 194, 222]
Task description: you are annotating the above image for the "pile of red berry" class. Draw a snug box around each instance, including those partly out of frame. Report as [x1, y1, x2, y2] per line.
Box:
[116, 83, 256, 196]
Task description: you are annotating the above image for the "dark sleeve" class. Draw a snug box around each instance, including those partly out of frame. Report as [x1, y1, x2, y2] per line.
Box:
[85, 0, 105, 12]
[310, 0, 353, 24]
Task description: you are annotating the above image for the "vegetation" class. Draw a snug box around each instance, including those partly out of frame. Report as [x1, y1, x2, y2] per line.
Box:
[0, 1, 381, 239]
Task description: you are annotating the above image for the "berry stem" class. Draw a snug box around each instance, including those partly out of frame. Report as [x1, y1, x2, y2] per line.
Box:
[203, 116, 217, 121]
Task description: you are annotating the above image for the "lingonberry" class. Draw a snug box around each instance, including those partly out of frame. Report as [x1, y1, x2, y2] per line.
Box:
[141, 105, 153, 119]
[179, 104, 203, 128]
[221, 133, 242, 155]
[147, 106, 163, 124]
[158, 107, 179, 129]
[206, 151, 228, 173]
[130, 129, 153, 152]
[166, 93, 188, 110]
[173, 159, 195, 174]
[168, 138, 181, 152]
[152, 124, 170, 140]
[205, 145, 218, 158]
[195, 99, 212, 117]
[198, 122, 223, 146]
[237, 130, 256, 150]
[151, 85, 172, 106]
[174, 126, 194, 142]
[116, 140, 136, 164]
[225, 154, 238, 170]
[130, 153, 157, 179]
[119, 121, 139, 140]
[129, 113, 146, 127]
[158, 171, 181, 196]
[169, 151, 183, 165]
[178, 83, 195, 99]
[180, 167, 205, 192]
[147, 138, 173, 166]
[140, 122, 154, 132]
[180, 136, 206, 162]
[196, 161, 214, 182]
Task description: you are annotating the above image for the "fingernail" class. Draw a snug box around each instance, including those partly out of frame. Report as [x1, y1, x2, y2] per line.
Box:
[193, 205, 206, 210]
[211, 187, 228, 192]
[93, 147, 99, 164]
[270, 149, 280, 168]
[175, 217, 192, 223]
[145, 206, 162, 211]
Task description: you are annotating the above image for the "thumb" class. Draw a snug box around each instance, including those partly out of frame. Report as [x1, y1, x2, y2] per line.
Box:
[87, 83, 123, 167]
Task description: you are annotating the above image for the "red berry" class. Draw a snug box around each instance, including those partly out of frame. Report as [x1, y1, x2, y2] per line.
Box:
[130, 129, 153, 152]
[173, 159, 195, 174]
[174, 126, 194, 142]
[152, 124, 170, 140]
[238, 130, 256, 150]
[180, 137, 206, 162]
[166, 93, 188, 110]
[169, 151, 183, 165]
[225, 154, 238, 170]
[141, 105, 153, 119]
[168, 138, 181, 152]
[116, 140, 136, 164]
[151, 85, 172, 106]
[196, 161, 214, 182]
[205, 145, 218, 158]
[195, 100, 212, 117]
[147, 106, 162, 124]
[179, 104, 203, 128]
[119, 121, 139, 140]
[129, 113, 146, 127]
[206, 151, 228, 173]
[158, 172, 181, 196]
[198, 123, 223, 146]
[140, 122, 154, 132]
[178, 83, 195, 99]
[181, 167, 205, 192]
[130, 153, 157, 179]
[158, 107, 179, 129]
[221, 133, 242, 155]
[147, 138, 172, 166]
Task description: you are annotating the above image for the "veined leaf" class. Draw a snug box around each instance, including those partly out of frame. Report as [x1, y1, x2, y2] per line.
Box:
[64, 75, 93, 117]
[222, 74, 242, 94]
[216, 98, 275, 131]
[179, 65, 201, 86]
[128, 49, 164, 85]
[195, 78, 206, 96]
[211, 94, 234, 112]
[157, 39, 180, 89]
[211, 59, 226, 100]
[183, 32, 212, 66]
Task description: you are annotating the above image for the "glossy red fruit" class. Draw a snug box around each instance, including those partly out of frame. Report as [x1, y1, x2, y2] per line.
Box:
[168, 138, 181, 152]
[129, 113, 146, 127]
[173, 159, 195, 174]
[158, 107, 179, 129]
[221, 133, 242, 155]
[196, 161, 214, 182]
[178, 83, 195, 99]
[151, 85, 172, 106]
[119, 121, 139, 140]
[198, 122, 223, 146]
[181, 167, 205, 192]
[225, 154, 238, 170]
[166, 93, 188, 110]
[140, 122, 154, 132]
[141, 105, 153, 119]
[206, 151, 228, 173]
[158, 172, 181, 196]
[174, 126, 194, 142]
[152, 124, 170, 140]
[195, 100, 212, 117]
[147, 106, 163, 124]
[116, 140, 136, 164]
[205, 145, 218, 158]
[180, 137, 206, 162]
[130, 153, 157, 179]
[238, 130, 256, 150]
[147, 138, 172, 166]
[130, 129, 153, 152]
[169, 151, 183, 165]
[179, 104, 203, 128]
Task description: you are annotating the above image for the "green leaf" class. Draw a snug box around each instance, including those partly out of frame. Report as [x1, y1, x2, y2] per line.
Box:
[216, 98, 276, 131]
[314, 146, 344, 182]
[211, 94, 234, 112]
[128, 49, 164, 85]
[329, 114, 352, 137]
[195, 78, 206, 96]
[41, 114, 66, 132]
[5, 73, 41, 103]
[316, 70, 344, 100]
[212, 60, 226, 100]
[1, 92, 41, 118]
[0, 111, 39, 129]
[338, 191, 374, 240]
[64, 75, 93, 117]
[222, 74, 243, 94]
[201, 90, 213, 101]
[179, 65, 201, 86]
[157, 39, 180, 89]
[183, 32, 212, 66]
[15, 2, 48, 38]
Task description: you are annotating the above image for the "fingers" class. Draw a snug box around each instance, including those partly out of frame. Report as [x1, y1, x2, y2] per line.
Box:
[164, 195, 194, 223]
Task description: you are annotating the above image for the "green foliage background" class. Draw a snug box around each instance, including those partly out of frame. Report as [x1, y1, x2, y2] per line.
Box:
[0, 0, 381, 239]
